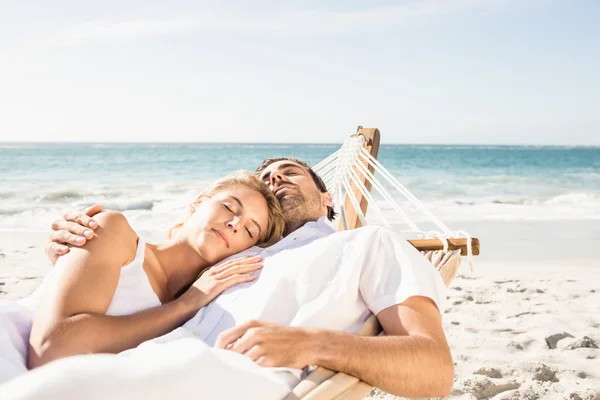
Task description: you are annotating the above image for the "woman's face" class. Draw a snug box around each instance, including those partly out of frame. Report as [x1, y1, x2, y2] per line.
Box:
[183, 185, 270, 264]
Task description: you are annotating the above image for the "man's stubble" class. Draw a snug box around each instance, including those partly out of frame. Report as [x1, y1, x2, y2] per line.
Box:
[278, 190, 322, 235]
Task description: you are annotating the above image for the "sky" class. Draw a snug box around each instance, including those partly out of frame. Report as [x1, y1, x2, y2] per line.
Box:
[0, 0, 598, 145]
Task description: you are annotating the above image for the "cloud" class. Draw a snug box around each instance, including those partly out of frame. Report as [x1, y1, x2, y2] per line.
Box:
[30, 0, 503, 47]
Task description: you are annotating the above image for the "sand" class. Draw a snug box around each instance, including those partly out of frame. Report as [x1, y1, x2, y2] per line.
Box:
[1, 231, 599, 400]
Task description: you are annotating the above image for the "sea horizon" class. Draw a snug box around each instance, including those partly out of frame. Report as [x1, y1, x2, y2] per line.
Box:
[1, 142, 599, 148]
[2, 141, 599, 262]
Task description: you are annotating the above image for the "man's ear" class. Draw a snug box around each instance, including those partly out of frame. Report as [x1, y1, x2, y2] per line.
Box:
[321, 192, 333, 208]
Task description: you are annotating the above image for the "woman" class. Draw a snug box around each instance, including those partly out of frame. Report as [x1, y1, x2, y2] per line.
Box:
[27, 171, 285, 369]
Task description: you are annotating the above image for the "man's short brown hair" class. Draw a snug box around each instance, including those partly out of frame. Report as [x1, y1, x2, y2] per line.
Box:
[255, 157, 337, 221]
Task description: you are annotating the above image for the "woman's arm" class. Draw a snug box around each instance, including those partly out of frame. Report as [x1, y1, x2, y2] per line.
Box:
[29, 211, 264, 369]
[28, 211, 199, 369]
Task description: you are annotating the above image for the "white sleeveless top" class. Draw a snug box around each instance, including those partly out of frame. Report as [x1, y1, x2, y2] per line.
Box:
[105, 238, 162, 316]
[28, 237, 162, 317]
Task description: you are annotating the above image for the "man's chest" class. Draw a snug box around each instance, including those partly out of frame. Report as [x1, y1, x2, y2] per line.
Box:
[190, 230, 375, 342]
[262, 235, 345, 284]
[219, 235, 347, 307]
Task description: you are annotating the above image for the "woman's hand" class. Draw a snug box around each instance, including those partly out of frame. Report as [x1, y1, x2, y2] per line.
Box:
[178, 255, 263, 310]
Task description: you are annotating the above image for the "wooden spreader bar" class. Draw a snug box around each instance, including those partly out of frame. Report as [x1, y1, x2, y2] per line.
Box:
[409, 237, 480, 256]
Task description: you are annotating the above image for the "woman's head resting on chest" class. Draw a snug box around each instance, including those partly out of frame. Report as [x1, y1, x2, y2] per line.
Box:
[169, 171, 285, 264]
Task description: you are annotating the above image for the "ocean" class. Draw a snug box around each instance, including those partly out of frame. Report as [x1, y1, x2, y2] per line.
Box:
[1, 142, 599, 261]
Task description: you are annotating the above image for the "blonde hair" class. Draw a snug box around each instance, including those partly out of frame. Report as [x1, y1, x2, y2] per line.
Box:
[168, 171, 285, 248]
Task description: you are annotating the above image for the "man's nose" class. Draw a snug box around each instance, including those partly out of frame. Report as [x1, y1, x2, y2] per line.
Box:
[269, 172, 285, 189]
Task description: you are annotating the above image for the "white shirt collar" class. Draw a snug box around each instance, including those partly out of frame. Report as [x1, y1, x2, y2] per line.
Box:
[300, 216, 337, 234]
[274, 216, 336, 245]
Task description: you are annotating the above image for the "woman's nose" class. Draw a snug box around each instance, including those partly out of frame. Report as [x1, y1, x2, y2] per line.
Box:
[227, 216, 241, 233]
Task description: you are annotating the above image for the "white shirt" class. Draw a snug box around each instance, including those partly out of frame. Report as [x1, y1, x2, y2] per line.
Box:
[159, 217, 447, 384]
[182, 217, 446, 342]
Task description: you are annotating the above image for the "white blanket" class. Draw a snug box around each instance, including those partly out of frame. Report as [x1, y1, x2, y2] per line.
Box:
[0, 328, 292, 400]
[0, 300, 33, 384]
[1, 288, 293, 400]
[0, 272, 53, 385]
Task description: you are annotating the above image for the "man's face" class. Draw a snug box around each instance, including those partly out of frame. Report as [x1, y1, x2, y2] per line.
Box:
[258, 160, 331, 225]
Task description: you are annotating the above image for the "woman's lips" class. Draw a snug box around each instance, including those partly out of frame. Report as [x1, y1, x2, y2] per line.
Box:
[212, 228, 229, 248]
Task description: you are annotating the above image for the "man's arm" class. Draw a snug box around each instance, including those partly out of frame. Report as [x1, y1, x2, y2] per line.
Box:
[215, 296, 454, 398]
[311, 297, 454, 397]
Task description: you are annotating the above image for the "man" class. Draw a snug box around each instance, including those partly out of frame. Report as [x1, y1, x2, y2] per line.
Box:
[4, 158, 453, 399]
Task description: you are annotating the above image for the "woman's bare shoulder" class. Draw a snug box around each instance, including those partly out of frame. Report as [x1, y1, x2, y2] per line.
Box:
[81, 211, 139, 263]
[93, 211, 134, 231]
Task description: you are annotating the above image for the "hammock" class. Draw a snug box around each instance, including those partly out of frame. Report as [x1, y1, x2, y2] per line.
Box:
[285, 128, 480, 400]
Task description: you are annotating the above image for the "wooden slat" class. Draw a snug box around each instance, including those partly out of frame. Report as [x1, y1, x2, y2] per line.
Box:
[285, 369, 337, 400]
[332, 381, 375, 400]
[337, 128, 380, 232]
[302, 373, 360, 400]
[409, 237, 480, 256]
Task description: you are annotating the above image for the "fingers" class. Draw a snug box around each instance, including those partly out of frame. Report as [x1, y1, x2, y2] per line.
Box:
[215, 320, 258, 349]
[220, 273, 257, 289]
[84, 204, 103, 219]
[45, 241, 69, 264]
[244, 346, 267, 365]
[205, 273, 256, 300]
[215, 262, 263, 279]
[62, 210, 99, 230]
[49, 229, 87, 247]
[214, 255, 262, 273]
[244, 346, 260, 361]
[46, 206, 101, 265]
[215, 328, 241, 349]
[51, 220, 95, 240]
[229, 328, 263, 355]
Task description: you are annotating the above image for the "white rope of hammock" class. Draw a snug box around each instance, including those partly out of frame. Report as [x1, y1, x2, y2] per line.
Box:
[313, 134, 474, 263]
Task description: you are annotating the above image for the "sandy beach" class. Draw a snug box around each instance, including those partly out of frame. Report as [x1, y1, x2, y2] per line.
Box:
[1, 227, 598, 400]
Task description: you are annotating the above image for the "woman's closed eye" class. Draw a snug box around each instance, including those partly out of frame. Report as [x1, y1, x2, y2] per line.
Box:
[224, 203, 253, 239]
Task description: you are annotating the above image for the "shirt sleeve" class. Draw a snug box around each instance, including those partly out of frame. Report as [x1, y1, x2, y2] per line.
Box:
[357, 228, 447, 315]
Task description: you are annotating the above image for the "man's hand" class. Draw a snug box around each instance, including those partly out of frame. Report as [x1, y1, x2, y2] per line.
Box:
[46, 204, 103, 264]
[215, 320, 319, 369]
